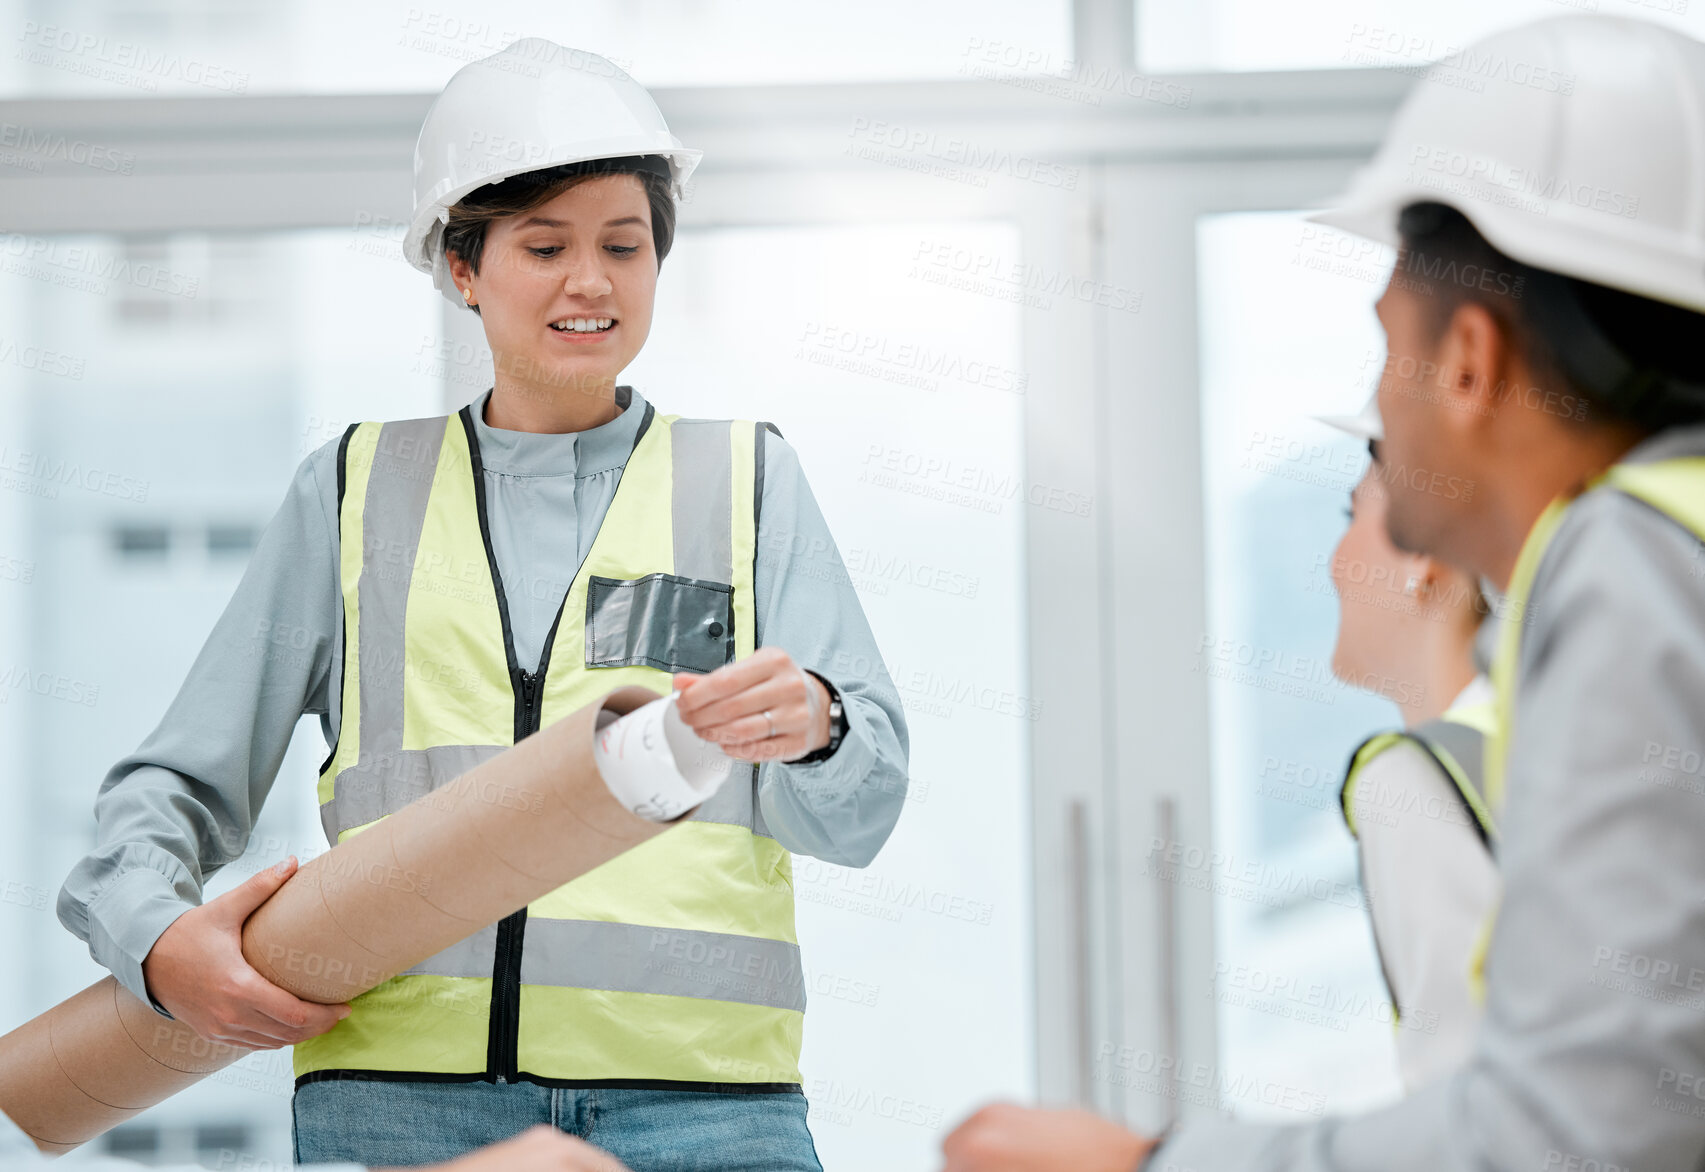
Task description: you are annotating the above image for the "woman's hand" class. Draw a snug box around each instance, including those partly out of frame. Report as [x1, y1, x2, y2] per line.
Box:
[672, 647, 832, 763]
[141, 857, 352, 1050]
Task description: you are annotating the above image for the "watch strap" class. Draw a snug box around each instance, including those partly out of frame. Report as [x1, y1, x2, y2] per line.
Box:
[790, 670, 847, 764]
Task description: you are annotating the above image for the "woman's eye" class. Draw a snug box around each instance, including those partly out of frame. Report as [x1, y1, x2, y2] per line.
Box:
[528, 247, 560, 258]
[607, 245, 638, 256]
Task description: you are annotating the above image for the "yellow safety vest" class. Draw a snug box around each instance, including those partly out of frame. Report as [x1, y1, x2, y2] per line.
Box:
[295, 399, 805, 1091]
[1469, 455, 1705, 1003]
[1340, 703, 1498, 847]
[1487, 456, 1705, 811]
[1338, 698, 1497, 1027]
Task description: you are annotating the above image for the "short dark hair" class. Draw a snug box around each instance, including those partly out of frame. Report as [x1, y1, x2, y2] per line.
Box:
[1396, 201, 1705, 433]
[442, 156, 677, 316]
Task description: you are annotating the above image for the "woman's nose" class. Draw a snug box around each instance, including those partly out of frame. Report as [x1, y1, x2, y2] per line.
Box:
[561, 252, 613, 297]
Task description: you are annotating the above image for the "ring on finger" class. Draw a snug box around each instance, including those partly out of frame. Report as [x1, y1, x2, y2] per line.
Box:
[763, 709, 776, 738]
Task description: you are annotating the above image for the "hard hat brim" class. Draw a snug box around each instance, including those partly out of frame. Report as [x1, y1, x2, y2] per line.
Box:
[1313, 410, 1382, 442]
[1304, 196, 1400, 249]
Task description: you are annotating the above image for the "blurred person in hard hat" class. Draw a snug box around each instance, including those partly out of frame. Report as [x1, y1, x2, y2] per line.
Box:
[940, 14, 1705, 1171]
[54, 38, 910, 1171]
[1318, 393, 1499, 1093]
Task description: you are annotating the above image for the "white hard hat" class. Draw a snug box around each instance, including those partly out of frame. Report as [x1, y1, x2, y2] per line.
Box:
[1308, 16, 1705, 314]
[404, 38, 703, 308]
[1314, 393, 1383, 442]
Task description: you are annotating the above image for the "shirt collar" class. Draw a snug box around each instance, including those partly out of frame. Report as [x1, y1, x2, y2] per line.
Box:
[469, 384, 648, 477]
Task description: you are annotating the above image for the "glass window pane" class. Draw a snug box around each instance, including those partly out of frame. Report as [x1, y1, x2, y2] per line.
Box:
[2, 0, 1070, 97]
[1139, 0, 1703, 74]
[1196, 210, 1409, 1117]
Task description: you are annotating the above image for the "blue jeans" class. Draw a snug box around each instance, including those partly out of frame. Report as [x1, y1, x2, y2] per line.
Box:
[292, 1077, 824, 1171]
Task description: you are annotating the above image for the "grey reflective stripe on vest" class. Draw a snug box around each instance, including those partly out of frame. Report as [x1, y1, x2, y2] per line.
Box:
[1413, 717, 1492, 835]
[670, 418, 771, 840]
[670, 419, 734, 586]
[357, 417, 446, 768]
[519, 919, 805, 1012]
[401, 920, 500, 980]
[320, 743, 507, 842]
[691, 766, 771, 838]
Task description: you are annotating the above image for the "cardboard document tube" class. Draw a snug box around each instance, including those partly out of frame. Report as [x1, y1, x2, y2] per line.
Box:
[0, 685, 716, 1150]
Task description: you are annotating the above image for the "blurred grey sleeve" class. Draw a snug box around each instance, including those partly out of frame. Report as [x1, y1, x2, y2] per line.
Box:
[1150, 490, 1705, 1170]
[54, 440, 344, 1013]
[751, 432, 911, 868]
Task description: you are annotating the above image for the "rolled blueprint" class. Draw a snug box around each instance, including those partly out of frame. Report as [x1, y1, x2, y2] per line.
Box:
[593, 691, 737, 823]
[0, 686, 730, 1151]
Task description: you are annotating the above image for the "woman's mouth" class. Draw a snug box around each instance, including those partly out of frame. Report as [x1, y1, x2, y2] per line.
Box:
[548, 317, 616, 338]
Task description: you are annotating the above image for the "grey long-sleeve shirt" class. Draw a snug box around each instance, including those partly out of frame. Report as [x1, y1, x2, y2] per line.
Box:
[56, 386, 910, 1013]
[1149, 421, 1705, 1170]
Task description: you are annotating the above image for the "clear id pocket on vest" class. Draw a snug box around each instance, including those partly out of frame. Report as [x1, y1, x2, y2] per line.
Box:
[585, 573, 736, 673]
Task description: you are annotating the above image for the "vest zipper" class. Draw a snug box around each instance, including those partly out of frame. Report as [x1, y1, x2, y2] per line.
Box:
[489, 667, 542, 1083]
[517, 667, 541, 738]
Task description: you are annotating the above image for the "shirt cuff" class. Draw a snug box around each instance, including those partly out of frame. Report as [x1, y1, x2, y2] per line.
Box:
[81, 852, 197, 1016]
[771, 680, 881, 803]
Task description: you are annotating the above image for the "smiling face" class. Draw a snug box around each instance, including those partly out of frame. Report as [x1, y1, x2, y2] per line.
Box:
[447, 172, 658, 408]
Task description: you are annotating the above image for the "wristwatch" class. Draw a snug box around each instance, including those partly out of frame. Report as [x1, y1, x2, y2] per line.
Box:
[789, 670, 847, 765]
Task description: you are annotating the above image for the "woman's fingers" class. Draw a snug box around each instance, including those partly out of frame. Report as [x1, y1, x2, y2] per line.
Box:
[673, 649, 828, 762]
[204, 1026, 286, 1051]
[673, 647, 793, 720]
[681, 676, 805, 736]
[718, 697, 821, 762]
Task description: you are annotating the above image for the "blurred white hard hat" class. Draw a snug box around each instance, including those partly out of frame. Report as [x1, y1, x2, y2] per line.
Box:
[1308, 15, 1705, 313]
[1314, 393, 1383, 442]
[404, 38, 702, 308]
